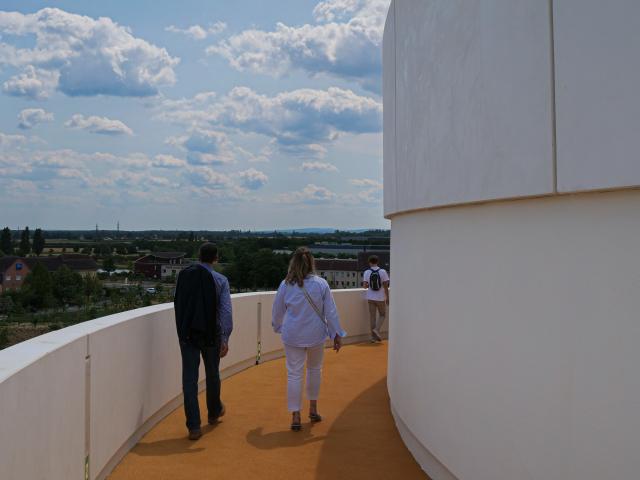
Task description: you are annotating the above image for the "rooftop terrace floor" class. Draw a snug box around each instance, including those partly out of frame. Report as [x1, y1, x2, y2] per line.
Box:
[109, 341, 427, 480]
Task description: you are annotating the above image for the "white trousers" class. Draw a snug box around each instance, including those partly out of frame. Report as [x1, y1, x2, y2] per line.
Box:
[284, 343, 325, 412]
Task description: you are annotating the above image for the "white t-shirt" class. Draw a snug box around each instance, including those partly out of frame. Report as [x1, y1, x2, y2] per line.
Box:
[363, 267, 389, 301]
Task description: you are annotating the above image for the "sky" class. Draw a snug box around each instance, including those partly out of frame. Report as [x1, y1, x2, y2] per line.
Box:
[0, 0, 390, 231]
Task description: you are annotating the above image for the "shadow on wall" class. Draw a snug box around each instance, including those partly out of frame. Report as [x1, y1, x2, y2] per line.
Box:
[315, 378, 429, 480]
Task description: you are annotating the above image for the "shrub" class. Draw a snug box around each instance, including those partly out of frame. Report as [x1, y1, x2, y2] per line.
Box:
[0, 327, 9, 349]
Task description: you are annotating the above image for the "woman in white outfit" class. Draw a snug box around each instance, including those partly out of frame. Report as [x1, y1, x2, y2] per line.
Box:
[272, 247, 346, 431]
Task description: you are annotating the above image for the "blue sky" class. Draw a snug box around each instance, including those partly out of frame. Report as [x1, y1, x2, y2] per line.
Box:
[0, 0, 389, 230]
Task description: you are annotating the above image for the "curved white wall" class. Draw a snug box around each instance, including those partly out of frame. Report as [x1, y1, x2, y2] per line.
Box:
[389, 192, 640, 480]
[0, 289, 381, 480]
[384, 1, 640, 479]
[384, 0, 640, 218]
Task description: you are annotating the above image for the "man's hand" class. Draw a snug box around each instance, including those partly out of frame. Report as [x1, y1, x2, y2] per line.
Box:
[333, 335, 342, 353]
[220, 342, 229, 358]
[385, 297, 389, 306]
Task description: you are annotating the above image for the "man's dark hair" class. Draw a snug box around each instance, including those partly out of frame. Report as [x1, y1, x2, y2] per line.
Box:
[199, 243, 218, 263]
[368, 255, 379, 265]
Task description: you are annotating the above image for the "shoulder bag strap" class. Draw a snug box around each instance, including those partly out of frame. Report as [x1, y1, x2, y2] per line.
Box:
[300, 283, 328, 328]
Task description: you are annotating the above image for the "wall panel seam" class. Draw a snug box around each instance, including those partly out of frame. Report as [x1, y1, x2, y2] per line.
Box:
[393, 0, 399, 212]
[549, 0, 558, 193]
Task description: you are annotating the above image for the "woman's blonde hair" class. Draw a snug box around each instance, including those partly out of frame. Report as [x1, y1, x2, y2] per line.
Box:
[286, 247, 316, 287]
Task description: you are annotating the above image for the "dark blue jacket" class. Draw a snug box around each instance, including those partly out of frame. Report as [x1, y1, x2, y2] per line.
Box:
[174, 264, 219, 345]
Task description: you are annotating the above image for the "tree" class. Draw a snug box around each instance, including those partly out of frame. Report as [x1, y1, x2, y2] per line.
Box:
[0, 327, 9, 349]
[0, 295, 14, 315]
[96, 244, 112, 256]
[102, 256, 116, 272]
[1, 227, 13, 255]
[83, 275, 103, 303]
[22, 263, 53, 309]
[52, 266, 84, 308]
[32, 228, 45, 256]
[19, 227, 31, 256]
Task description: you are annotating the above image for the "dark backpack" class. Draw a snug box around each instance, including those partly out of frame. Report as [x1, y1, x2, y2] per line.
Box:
[368, 268, 381, 291]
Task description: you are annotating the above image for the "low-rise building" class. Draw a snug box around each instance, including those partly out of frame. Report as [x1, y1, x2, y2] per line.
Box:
[315, 259, 361, 289]
[134, 252, 186, 279]
[357, 251, 391, 274]
[309, 243, 390, 256]
[0, 254, 98, 293]
[315, 252, 391, 289]
[160, 262, 193, 280]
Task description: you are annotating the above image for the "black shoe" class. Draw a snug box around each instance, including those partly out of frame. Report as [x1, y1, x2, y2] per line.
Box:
[309, 412, 322, 423]
[208, 403, 226, 425]
[188, 428, 202, 440]
[291, 412, 302, 431]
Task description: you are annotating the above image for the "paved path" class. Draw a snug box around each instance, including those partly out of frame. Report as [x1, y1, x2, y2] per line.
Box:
[109, 342, 428, 480]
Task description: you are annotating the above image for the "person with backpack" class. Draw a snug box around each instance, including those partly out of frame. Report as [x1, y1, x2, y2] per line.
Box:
[174, 243, 233, 440]
[272, 247, 346, 431]
[362, 255, 390, 343]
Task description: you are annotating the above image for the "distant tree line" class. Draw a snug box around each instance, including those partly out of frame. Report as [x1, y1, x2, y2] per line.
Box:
[0, 264, 103, 314]
[0, 227, 46, 257]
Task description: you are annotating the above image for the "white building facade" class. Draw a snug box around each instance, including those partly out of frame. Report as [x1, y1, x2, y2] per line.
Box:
[384, 1, 640, 479]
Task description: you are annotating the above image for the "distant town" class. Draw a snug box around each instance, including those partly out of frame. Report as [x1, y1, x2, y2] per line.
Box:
[0, 226, 389, 349]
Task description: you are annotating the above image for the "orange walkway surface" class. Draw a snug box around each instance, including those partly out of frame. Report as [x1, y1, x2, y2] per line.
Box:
[109, 342, 428, 480]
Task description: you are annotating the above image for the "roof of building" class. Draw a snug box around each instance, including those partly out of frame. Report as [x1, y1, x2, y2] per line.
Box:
[59, 254, 99, 270]
[0, 254, 98, 273]
[315, 259, 359, 272]
[309, 244, 390, 251]
[151, 252, 186, 259]
[0, 256, 20, 272]
[24, 255, 98, 272]
[357, 251, 391, 273]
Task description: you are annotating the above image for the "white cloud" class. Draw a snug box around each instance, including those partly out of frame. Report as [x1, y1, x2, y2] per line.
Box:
[111, 170, 173, 189]
[157, 86, 381, 158]
[166, 22, 227, 40]
[168, 129, 236, 165]
[0, 8, 179, 98]
[344, 177, 383, 204]
[152, 154, 187, 169]
[3, 66, 59, 100]
[208, 0, 390, 92]
[301, 161, 339, 173]
[349, 178, 382, 188]
[186, 166, 233, 189]
[313, 0, 368, 21]
[17, 108, 54, 129]
[0, 144, 263, 208]
[65, 114, 134, 136]
[0, 131, 28, 147]
[278, 183, 336, 204]
[237, 168, 268, 190]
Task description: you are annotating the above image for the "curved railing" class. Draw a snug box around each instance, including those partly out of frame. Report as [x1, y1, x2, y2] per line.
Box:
[0, 289, 383, 480]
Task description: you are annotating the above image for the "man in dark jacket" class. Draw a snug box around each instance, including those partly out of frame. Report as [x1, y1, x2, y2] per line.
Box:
[174, 243, 233, 440]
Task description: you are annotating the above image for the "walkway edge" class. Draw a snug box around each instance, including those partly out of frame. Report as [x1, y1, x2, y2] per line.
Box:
[391, 403, 459, 480]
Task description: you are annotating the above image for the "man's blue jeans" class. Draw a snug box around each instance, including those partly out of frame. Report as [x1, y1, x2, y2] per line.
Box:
[180, 339, 223, 431]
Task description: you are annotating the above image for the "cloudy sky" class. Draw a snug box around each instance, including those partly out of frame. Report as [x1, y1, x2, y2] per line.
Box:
[0, 0, 389, 231]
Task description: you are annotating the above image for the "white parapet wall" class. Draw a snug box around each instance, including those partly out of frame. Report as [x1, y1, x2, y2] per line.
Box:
[388, 191, 640, 480]
[0, 289, 382, 480]
[384, 1, 640, 479]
